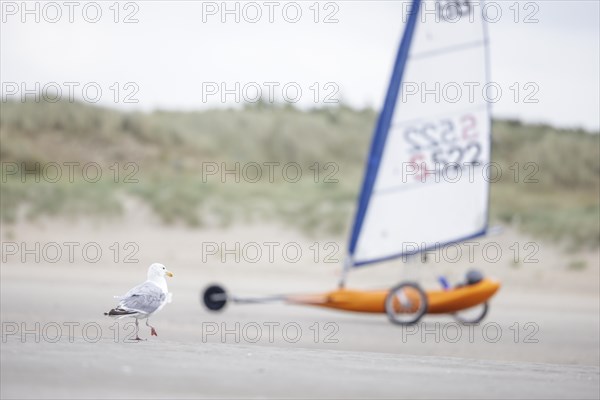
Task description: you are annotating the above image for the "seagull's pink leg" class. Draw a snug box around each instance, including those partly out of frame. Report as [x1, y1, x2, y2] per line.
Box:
[146, 319, 158, 336]
[134, 318, 144, 341]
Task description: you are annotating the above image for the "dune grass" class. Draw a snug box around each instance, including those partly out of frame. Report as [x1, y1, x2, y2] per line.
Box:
[1, 101, 598, 248]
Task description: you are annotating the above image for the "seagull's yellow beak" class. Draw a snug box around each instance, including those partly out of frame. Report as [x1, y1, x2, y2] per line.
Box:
[166, 270, 174, 278]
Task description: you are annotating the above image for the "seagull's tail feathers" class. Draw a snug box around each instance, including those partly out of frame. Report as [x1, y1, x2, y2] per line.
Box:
[104, 308, 137, 317]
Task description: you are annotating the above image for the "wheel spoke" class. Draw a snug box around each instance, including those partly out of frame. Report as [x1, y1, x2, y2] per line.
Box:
[385, 282, 428, 326]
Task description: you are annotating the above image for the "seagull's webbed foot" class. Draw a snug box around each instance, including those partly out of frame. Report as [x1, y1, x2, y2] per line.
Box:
[146, 319, 158, 336]
[134, 336, 146, 341]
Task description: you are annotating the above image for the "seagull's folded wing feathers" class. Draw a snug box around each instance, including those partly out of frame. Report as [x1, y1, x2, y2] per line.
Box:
[118, 282, 166, 314]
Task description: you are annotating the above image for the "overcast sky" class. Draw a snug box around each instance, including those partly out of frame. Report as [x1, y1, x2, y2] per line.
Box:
[2, 1, 599, 131]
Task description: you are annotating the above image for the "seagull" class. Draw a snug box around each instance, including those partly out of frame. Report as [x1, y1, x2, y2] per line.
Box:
[104, 263, 174, 341]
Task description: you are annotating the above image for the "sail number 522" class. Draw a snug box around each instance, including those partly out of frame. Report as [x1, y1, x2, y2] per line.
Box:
[404, 114, 478, 152]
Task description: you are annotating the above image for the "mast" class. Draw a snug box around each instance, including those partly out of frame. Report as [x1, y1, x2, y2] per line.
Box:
[340, 0, 422, 288]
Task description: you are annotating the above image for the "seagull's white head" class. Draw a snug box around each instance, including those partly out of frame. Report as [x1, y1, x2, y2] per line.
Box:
[147, 263, 174, 280]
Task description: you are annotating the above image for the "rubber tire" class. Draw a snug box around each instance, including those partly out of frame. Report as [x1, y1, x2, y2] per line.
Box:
[385, 282, 428, 326]
[453, 302, 489, 325]
[202, 285, 228, 311]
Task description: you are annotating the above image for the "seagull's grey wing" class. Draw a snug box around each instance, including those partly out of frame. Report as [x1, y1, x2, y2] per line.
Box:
[118, 282, 166, 314]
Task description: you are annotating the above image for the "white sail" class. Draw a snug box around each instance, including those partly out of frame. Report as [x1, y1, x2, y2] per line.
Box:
[349, 0, 491, 266]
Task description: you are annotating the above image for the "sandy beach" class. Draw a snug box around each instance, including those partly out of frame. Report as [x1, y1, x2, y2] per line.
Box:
[1, 215, 599, 398]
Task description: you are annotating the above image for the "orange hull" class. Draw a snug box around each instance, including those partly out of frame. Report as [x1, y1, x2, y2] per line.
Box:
[287, 278, 500, 314]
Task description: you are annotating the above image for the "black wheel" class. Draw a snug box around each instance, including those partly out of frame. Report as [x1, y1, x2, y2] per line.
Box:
[453, 302, 488, 325]
[385, 282, 428, 325]
[202, 285, 228, 311]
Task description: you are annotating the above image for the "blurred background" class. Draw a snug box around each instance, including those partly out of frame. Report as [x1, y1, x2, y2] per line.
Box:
[1, 1, 598, 240]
